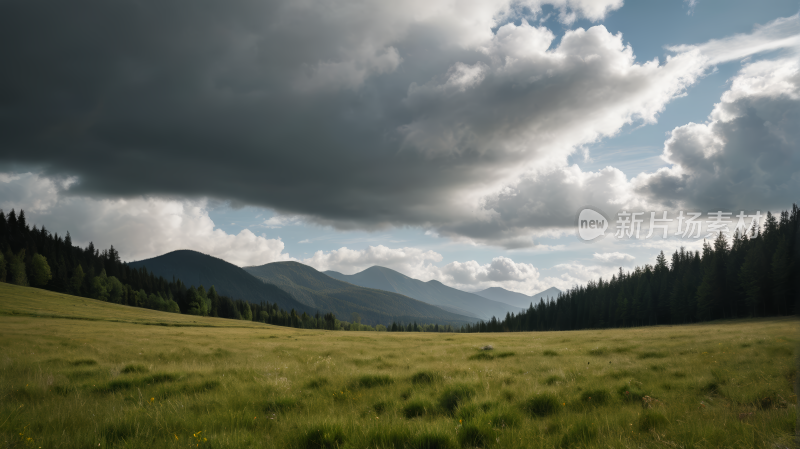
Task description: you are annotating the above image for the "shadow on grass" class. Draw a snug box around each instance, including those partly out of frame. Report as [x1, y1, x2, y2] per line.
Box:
[521, 393, 560, 417]
[351, 374, 394, 389]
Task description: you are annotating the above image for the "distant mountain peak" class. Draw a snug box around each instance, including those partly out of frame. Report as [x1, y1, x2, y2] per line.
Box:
[474, 286, 562, 309]
[324, 265, 524, 321]
[245, 261, 473, 326]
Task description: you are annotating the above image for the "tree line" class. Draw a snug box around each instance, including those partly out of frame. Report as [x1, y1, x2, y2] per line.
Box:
[462, 204, 799, 333]
[0, 209, 343, 330]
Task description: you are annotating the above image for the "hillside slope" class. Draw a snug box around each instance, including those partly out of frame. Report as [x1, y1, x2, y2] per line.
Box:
[325, 266, 523, 320]
[475, 286, 562, 309]
[128, 250, 310, 314]
[244, 262, 474, 326]
[0, 282, 277, 328]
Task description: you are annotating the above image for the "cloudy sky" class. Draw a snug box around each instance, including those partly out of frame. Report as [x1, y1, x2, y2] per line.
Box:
[1, 0, 798, 295]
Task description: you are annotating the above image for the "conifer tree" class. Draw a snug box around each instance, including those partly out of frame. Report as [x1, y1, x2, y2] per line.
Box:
[0, 252, 6, 283]
[208, 285, 220, 317]
[739, 242, 765, 317]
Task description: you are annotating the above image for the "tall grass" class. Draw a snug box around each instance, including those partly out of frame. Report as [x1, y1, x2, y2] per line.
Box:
[0, 283, 796, 448]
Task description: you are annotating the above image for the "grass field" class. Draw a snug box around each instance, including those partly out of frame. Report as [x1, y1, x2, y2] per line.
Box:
[0, 283, 797, 448]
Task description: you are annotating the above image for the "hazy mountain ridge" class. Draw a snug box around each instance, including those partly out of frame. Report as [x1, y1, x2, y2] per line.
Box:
[475, 286, 562, 310]
[324, 266, 524, 320]
[244, 262, 474, 326]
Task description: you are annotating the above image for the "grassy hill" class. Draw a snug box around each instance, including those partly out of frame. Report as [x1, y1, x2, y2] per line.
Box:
[476, 286, 562, 309]
[0, 282, 795, 449]
[325, 266, 524, 320]
[244, 261, 474, 326]
[0, 282, 271, 328]
[128, 250, 311, 314]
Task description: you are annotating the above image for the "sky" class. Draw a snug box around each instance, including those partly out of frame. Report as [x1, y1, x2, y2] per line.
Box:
[1, 0, 798, 295]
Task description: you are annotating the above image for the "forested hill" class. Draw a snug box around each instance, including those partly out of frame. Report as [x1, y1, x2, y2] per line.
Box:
[0, 209, 337, 330]
[244, 261, 474, 326]
[129, 250, 308, 315]
[465, 205, 799, 333]
[324, 265, 523, 320]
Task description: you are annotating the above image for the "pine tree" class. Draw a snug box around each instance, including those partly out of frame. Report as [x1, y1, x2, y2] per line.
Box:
[739, 243, 765, 317]
[17, 210, 27, 230]
[770, 237, 791, 315]
[208, 286, 220, 317]
[0, 252, 6, 283]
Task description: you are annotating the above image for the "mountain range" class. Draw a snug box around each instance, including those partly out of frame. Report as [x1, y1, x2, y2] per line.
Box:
[324, 266, 523, 320]
[475, 286, 562, 310]
[243, 262, 473, 326]
[129, 250, 474, 326]
[128, 249, 557, 327]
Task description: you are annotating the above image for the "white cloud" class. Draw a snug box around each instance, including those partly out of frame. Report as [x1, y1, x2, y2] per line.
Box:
[684, 0, 697, 16]
[301, 245, 565, 295]
[668, 14, 800, 66]
[593, 251, 635, 264]
[634, 55, 800, 211]
[301, 245, 443, 276]
[551, 262, 620, 288]
[0, 173, 294, 267]
[261, 215, 304, 228]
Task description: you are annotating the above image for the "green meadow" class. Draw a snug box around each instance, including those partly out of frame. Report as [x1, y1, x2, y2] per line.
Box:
[0, 283, 796, 448]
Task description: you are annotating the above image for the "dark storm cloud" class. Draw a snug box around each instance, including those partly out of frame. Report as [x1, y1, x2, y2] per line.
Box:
[1, 0, 795, 247]
[0, 0, 502, 225]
